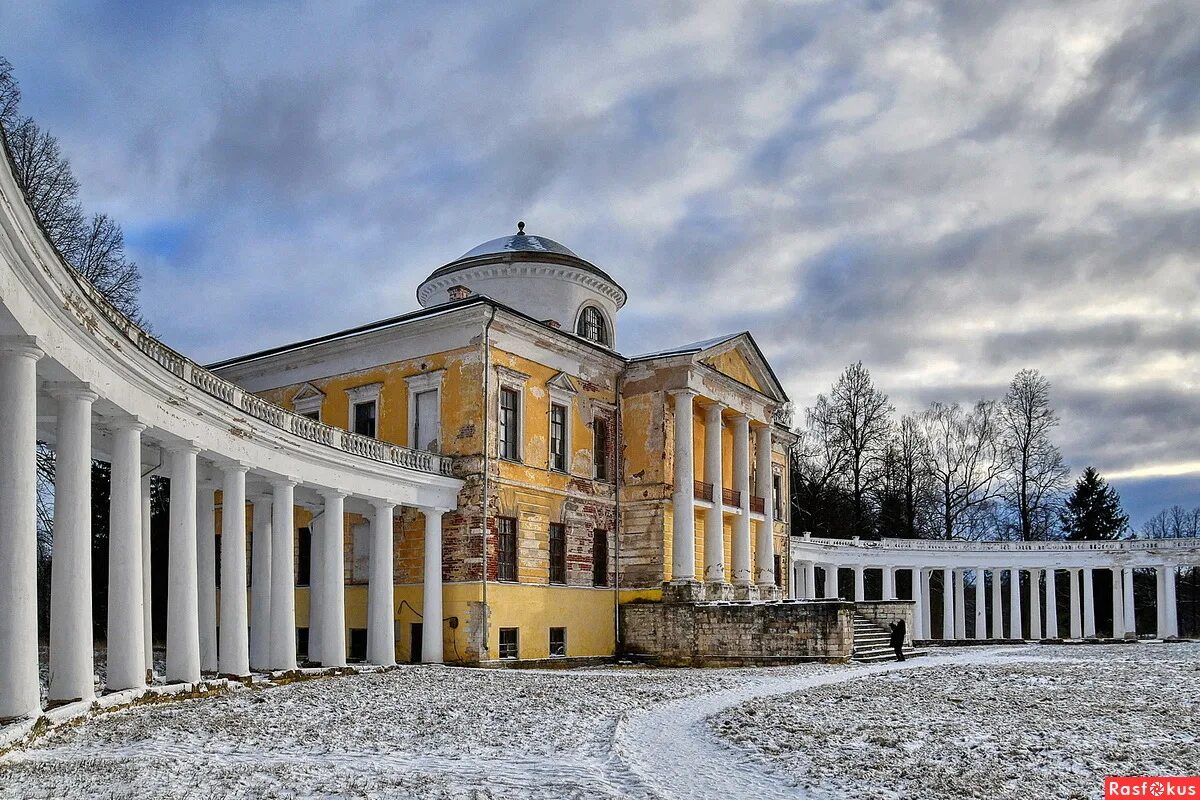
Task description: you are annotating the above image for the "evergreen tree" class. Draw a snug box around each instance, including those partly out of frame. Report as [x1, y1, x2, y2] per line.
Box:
[1061, 467, 1129, 540]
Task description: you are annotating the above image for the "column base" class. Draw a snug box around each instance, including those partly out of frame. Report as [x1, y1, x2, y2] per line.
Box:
[756, 585, 782, 601]
[662, 580, 705, 604]
[704, 582, 734, 601]
[731, 583, 760, 601]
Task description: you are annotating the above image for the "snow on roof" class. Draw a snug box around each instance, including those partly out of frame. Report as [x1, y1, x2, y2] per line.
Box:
[628, 332, 745, 361]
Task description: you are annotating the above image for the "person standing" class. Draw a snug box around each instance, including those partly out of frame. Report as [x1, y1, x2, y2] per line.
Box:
[889, 619, 907, 661]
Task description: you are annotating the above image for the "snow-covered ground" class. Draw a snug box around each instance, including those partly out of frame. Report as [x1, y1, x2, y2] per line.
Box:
[2, 644, 1196, 798]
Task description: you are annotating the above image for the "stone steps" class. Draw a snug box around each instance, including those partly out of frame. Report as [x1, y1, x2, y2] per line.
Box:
[851, 614, 927, 663]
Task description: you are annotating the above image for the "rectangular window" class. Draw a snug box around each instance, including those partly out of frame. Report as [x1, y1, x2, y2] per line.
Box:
[499, 387, 520, 461]
[549, 403, 567, 472]
[774, 554, 782, 587]
[549, 627, 567, 657]
[354, 400, 377, 438]
[773, 474, 784, 517]
[297, 527, 311, 586]
[497, 516, 518, 582]
[499, 627, 519, 660]
[413, 389, 439, 451]
[302, 410, 320, 422]
[592, 528, 608, 587]
[593, 417, 609, 481]
[549, 523, 566, 584]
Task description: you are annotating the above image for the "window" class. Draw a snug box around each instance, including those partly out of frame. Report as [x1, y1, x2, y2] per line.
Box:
[593, 417, 610, 481]
[549, 627, 567, 657]
[549, 403, 567, 472]
[773, 474, 784, 517]
[576, 306, 610, 346]
[497, 516, 518, 582]
[499, 387, 520, 461]
[499, 627, 519, 659]
[774, 555, 782, 587]
[214, 534, 222, 588]
[592, 529, 608, 587]
[549, 523, 566, 584]
[297, 527, 312, 586]
[302, 411, 320, 422]
[353, 400, 377, 438]
[346, 383, 382, 438]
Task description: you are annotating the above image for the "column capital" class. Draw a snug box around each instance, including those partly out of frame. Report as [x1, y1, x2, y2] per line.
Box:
[164, 440, 203, 455]
[370, 499, 397, 515]
[702, 401, 724, 419]
[668, 387, 698, 400]
[270, 476, 300, 489]
[0, 334, 43, 359]
[212, 457, 250, 473]
[104, 414, 146, 434]
[319, 488, 348, 501]
[46, 381, 99, 403]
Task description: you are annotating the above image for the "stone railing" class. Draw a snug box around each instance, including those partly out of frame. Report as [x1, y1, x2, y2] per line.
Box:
[805, 535, 1200, 553]
[68, 266, 455, 477]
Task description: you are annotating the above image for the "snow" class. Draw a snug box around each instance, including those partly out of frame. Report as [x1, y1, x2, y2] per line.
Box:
[3, 645, 1197, 798]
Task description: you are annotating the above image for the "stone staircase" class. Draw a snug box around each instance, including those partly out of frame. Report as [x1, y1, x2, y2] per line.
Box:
[851, 614, 926, 663]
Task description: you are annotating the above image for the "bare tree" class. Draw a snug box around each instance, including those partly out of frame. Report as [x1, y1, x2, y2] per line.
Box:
[1140, 506, 1200, 539]
[0, 56, 19, 130]
[809, 362, 894, 536]
[919, 400, 1005, 540]
[1000, 369, 1070, 540]
[877, 414, 936, 538]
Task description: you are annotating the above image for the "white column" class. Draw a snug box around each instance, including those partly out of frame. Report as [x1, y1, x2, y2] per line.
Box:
[218, 464, 249, 677]
[367, 500, 397, 666]
[1163, 565, 1179, 639]
[1111, 568, 1125, 639]
[422, 509, 444, 664]
[1028, 569, 1042, 640]
[48, 383, 98, 704]
[990, 568, 1003, 639]
[1068, 568, 1081, 639]
[730, 413, 751, 587]
[1082, 567, 1096, 637]
[702, 403, 724, 585]
[911, 568, 925, 639]
[166, 443, 201, 683]
[790, 562, 799, 599]
[321, 490, 347, 667]
[196, 478, 218, 673]
[804, 562, 817, 600]
[250, 495, 273, 670]
[754, 424, 775, 588]
[824, 564, 838, 598]
[670, 389, 697, 583]
[1008, 568, 1022, 639]
[269, 479, 297, 671]
[1122, 567, 1135, 638]
[921, 569, 932, 637]
[974, 568, 987, 640]
[853, 565, 865, 602]
[942, 567, 954, 640]
[1045, 569, 1059, 639]
[106, 419, 147, 692]
[954, 570, 967, 639]
[882, 567, 896, 601]
[1156, 567, 1168, 639]
[308, 516, 324, 664]
[0, 338, 43, 720]
[141, 473, 154, 674]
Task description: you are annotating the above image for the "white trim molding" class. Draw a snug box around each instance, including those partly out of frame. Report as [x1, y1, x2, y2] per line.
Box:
[406, 370, 445, 453]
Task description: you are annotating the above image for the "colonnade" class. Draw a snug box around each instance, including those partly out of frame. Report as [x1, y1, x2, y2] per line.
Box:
[670, 389, 779, 598]
[0, 341, 453, 722]
[788, 533, 1194, 643]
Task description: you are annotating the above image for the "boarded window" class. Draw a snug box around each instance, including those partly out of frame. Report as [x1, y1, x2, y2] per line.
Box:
[413, 388, 439, 451]
[549, 403, 567, 472]
[549, 523, 566, 584]
[592, 529, 608, 587]
[499, 387, 520, 460]
[497, 516, 518, 582]
[499, 627, 519, 659]
[550, 627, 567, 657]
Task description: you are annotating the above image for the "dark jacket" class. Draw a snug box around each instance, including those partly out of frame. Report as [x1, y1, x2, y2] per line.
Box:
[889, 620, 907, 648]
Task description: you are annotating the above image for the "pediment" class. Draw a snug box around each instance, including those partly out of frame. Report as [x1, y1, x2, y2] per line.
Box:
[697, 334, 787, 402]
[292, 382, 325, 402]
[546, 371, 579, 394]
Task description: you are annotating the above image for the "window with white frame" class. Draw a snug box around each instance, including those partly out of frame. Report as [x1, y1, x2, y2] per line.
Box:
[549, 404, 567, 471]
[592, 414, 612, 481]
[292, 383, 325, 422]
[407, 370, 444, 452]
[496, 368, 528, 462]
[347, 383, 382, 439]
[576, 305, 610, 346]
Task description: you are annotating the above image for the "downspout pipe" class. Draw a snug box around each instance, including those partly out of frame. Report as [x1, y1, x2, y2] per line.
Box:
[613, 371, 623, 654]
[480, 304, 497, 660]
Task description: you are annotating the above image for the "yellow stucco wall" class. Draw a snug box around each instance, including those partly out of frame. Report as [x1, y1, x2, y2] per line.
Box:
[702, 349, 763, 392]
[485, 583, 616, 660]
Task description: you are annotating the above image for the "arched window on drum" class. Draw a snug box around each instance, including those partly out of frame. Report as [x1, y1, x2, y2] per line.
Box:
[576, 305, 610, 346]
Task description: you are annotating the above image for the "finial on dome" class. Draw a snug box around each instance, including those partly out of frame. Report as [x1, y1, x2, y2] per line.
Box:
[517, 220, 526, 235]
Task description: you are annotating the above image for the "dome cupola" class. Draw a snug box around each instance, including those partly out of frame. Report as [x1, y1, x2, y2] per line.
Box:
[417, 222, 626, 348]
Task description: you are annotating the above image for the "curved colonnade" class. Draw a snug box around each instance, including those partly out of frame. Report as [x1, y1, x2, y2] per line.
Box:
[789, 534, 1200, 641]
[0, 145, 463, 723]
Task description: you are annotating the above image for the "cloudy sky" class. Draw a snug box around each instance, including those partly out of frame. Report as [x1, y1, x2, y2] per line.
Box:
[3, 0, 1198, 526]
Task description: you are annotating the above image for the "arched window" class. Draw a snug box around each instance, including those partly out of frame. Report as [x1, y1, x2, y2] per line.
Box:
[576, 306, 610, 346]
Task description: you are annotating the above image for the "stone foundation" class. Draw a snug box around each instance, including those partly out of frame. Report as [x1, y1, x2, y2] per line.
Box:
[854, 600, 916, 646]
[620, 598, 854, 666]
